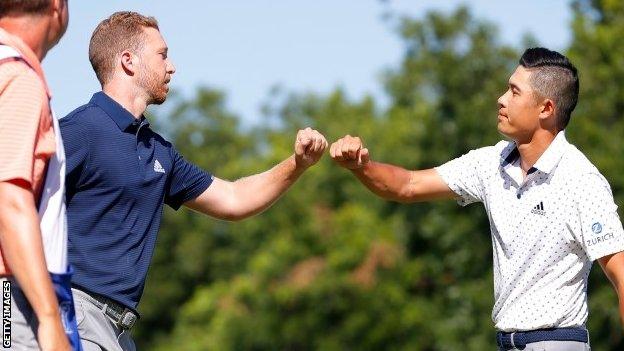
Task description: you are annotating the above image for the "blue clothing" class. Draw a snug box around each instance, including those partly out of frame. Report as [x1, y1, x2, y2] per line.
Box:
[60, 92, 213, 310]
[50, 268, 82, 351]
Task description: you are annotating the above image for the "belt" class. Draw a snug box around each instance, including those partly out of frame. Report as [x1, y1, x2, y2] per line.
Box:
[77, 289, 139, 330]
[496, 327, 588, 350]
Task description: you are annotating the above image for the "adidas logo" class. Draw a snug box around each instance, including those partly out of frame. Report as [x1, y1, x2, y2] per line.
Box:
[531, 201, 545, 216]
[154, 159, 165, 174]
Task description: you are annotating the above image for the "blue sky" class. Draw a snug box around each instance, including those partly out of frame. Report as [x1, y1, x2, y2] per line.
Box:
[43, 0, 571, 124]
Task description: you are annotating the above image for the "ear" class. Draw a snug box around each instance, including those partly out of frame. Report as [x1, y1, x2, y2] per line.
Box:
[538, 99, 555, 121]
[120, 51, 137, 76]
[50, 0, 64, 15]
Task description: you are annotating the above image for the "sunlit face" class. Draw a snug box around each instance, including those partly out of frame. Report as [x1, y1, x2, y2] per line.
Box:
[136, 27, 176, 105]
[496, 66, 543, 143]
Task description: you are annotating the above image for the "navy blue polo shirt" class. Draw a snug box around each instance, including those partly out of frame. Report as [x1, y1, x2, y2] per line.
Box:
[60, 92, 213, 310]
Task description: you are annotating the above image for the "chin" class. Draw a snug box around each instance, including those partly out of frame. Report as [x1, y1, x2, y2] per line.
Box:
[150, 92, 168, 105]
[497, 125, 514, 140]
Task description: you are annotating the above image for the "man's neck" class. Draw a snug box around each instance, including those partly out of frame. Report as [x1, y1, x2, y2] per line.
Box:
[102, 83, 147, 119]
[0, 16, 49, 61]
[516, 129, 558, 175]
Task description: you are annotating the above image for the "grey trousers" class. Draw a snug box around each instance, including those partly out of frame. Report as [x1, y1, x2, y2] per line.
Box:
[72, 289, 135, 351]
[498, 340, 591, 350]
[1, 277, 41, 350]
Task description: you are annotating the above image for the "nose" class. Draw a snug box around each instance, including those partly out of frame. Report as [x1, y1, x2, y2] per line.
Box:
[167, 59, 176, 75]
[497, 90, 508, 108]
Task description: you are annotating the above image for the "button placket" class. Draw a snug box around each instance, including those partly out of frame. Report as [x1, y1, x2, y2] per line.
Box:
[135, 120, 149, 172]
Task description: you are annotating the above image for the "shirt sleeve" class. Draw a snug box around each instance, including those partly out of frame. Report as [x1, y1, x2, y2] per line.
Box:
[434, 147, 492, 206]
[59, 115, 90, 200]
[164, 146, 214, 210]
[0, 67, 45, 185]
[574, 172, 624, 261]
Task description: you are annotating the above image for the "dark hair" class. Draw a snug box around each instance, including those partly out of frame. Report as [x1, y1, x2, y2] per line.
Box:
[89, 11, 159, 86]
[519, 47, 579, 130]
[0, 0, 52, 17]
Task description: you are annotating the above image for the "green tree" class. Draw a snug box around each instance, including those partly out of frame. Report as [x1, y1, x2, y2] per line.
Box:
[567, 0, 624, 349]
[134, 3, 624, 350]
[137, 7, 518, 350]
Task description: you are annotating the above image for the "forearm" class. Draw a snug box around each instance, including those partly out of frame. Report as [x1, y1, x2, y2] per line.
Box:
[351, 162, 454, 203]
[189, 127, 327, 220]
[0, 183, 60, 322]
[350, 161, 414, 202]
[226, 154, 305, 219]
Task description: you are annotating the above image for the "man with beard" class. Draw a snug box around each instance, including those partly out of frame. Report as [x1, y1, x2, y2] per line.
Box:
[60, 11, 328, 351]
[330, 48, 624, 350]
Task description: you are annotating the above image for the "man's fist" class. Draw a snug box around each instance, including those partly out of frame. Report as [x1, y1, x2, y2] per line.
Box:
[330, 135, 370, 170]
[294, 127, 328, 169]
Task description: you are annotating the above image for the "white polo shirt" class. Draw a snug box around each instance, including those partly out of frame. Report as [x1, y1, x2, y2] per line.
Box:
[435, 131, 624, 332]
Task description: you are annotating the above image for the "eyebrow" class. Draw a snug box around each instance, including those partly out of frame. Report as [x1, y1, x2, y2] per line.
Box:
[509, 82, 521, 92]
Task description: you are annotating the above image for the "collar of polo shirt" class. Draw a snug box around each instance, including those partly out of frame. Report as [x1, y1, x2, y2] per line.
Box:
[499, 131, 568, 175]
[90, 92, 149, 133]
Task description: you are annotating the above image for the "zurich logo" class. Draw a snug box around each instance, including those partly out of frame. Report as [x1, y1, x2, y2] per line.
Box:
[592, 222, 603, 234]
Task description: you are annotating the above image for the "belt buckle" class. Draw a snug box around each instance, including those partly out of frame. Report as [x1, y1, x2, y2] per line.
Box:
[510, 332, 516, 349]
[119, 308, 138, 330]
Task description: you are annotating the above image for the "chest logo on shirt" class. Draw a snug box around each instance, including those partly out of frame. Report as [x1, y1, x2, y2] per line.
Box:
[531, 201, 546, 216]
[154, 159, 166, 174]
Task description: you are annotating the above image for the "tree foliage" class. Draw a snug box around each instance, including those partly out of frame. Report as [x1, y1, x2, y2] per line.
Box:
[132, 3, 624, 350]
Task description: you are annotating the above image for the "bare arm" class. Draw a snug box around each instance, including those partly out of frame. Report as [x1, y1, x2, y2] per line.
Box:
[598, 251, 624, 327]
[0, 180, 69, 351]
[352, 163, 455, 203]
[186, 156, 304, 220]
[185, 128, 328, 220]
[330, 135, 456, 203]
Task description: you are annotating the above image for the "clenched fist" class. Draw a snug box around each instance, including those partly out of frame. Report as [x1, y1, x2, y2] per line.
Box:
[295, 127, 328, 169]
[330, 135, 370, 169]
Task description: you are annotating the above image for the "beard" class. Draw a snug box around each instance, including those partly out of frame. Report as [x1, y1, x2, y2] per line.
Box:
[137, 64, 169, 105]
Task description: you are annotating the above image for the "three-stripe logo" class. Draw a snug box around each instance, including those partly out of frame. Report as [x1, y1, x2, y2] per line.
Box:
[531, 201, 546, 215]
[154, 159, 165, 174]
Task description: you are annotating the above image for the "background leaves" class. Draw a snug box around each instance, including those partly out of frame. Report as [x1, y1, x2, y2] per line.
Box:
[134, 2, 624, 350]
